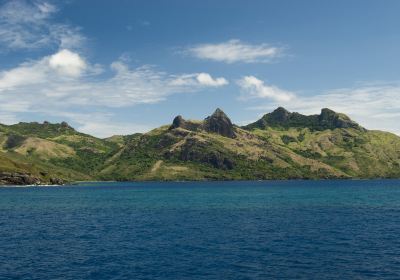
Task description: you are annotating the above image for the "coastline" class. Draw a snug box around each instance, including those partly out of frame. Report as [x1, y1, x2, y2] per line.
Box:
[2, 176, 400, 187]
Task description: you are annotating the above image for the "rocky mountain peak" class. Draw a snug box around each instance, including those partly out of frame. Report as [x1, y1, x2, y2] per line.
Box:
[269, 107, 291, 122]
[203, 108, 236, 138]
[318, 108, 362, 129]
[170, 115, 185, 129]
[212, 108, 226, 116]
[244, 107, 364, 131]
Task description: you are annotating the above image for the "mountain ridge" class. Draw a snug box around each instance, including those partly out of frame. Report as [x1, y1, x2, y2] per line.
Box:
[1, 107, 400, 185]
[244, 107, 365, 131]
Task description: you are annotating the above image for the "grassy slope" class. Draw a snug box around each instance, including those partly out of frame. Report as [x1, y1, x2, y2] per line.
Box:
[99, 124, 400, 181]
[1, 117, 400, 182]
[0, 122, 119, 182]
[252, 127, 400, 178]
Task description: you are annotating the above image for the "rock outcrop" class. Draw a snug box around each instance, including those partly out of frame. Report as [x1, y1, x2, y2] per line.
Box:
[169, 115, 202, 131]
[203, 108, 236, 138]
[0, 172, 66, 185]
[169, 108, 236, 138]
[319, 108, 361, 129]
[49, 177, 65, 185]
[0, 172, 41, 185]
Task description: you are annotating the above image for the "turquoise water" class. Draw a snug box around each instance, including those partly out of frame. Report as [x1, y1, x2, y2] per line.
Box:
[1, 180, 400, 279]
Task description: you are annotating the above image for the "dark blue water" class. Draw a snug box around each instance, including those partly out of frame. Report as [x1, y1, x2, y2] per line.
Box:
[1, 180, 400, 279]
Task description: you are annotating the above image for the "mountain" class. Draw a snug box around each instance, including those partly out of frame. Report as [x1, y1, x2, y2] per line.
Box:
[244, 107, 364, 131]
[0, 121, 120, 185]
[1, 108, 400, 184]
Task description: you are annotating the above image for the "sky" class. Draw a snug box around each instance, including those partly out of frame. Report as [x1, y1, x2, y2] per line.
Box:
[1, 0, 400, 137]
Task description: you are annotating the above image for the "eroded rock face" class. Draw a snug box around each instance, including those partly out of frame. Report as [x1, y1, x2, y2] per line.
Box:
[0, 172, 40, 185]
[268, 107, 291, 123]
[49, 177, 65, 185]
[170, 115, 185, 129]
[319, 108, 361, 129]
[0, 172, 65, 185]
[203, 108, 236, 138]
[169, 115, 202, 131]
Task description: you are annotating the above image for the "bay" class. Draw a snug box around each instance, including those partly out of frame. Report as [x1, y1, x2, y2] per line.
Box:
[1, 180, 400, 279]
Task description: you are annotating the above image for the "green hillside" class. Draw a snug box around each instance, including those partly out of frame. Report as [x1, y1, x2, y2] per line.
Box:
[1, 108, 400, 185]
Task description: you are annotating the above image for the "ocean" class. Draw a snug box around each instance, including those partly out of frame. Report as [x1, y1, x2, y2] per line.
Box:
[1, 180, 400, 279]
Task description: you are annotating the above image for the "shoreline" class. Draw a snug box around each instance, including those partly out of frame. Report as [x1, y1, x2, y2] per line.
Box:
[2, 177, 400, 187]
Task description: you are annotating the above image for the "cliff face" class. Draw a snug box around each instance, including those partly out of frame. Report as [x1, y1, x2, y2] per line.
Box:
[1, 108, 400, 184]
[0, 172, 41, 185]
[203, 108, 236, 138]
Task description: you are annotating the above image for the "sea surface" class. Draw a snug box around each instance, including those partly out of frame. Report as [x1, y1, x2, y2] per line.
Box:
[1, 180, 400, 280]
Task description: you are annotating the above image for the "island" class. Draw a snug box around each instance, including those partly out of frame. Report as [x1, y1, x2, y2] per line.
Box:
[1, 107, 400, 185]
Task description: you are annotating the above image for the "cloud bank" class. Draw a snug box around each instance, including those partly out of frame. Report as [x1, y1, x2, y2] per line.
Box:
[0, 49, 229, 136]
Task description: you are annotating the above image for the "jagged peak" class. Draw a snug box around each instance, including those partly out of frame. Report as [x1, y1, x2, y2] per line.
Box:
[204, 108, 236, 138]
[211, 108, 229, 118]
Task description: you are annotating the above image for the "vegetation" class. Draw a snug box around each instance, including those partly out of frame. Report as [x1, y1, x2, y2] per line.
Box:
[1, 108, 400, 184]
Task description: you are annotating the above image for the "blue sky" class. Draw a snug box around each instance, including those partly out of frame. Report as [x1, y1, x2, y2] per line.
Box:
[1, 0, 400, 137]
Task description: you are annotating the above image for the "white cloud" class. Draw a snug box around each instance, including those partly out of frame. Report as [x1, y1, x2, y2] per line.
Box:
[49, 49, 87, 77]
[0, 50, 228, 136]
[0, 0, 85, 50]
[247, 81, 400, 135]
[196, 73, 228, 86]
[237, 76, 294, 102]
[185, 39, 283, 63]
[170, 73, 228, 87]
[0, 49, 92, 91]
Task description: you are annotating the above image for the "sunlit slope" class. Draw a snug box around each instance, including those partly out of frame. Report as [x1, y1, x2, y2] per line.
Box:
[1, 107, 400, 183]
[0, 121, 119, 183]
[99, 108, 400, 180]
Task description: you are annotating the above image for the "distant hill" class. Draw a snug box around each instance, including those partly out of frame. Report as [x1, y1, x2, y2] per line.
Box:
[1, 108, 400, 185]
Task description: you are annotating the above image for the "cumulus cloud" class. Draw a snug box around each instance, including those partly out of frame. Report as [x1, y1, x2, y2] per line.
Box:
[0, 50, 228, 136]
[196, 73, 228, 86]
[0, 0, 85, 50]
[185, 39, 283, 63]
[237, 76, 294, 102]
[49, 49, 87, 77]
[0, 49, 92, 91]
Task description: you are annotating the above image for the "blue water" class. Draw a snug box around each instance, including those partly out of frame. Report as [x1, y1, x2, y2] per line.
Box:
[1, 180, 400, 279]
